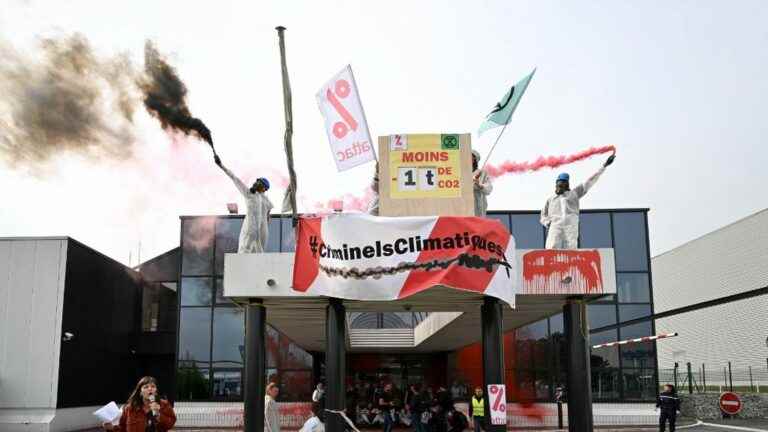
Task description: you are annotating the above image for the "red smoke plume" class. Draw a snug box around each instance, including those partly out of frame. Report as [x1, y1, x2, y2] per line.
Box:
[484, 145, 616, 178]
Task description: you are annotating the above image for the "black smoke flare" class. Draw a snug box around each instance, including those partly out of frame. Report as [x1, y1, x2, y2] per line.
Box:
[140, 41, 215, 153]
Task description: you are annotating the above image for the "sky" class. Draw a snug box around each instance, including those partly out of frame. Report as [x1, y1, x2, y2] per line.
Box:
[1, 0, 766, 266]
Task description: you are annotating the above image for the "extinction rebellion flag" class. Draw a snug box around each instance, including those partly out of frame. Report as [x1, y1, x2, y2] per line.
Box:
[292, 213, 517, 306]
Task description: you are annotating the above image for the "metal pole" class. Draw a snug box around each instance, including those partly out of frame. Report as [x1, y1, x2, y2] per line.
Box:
[728, 362, 733, 392]
[244, 300, 266, 432]
[702, 364, 707, 393]
[564, 300, 593, 432]
[557, 401, 564, 429]
[749, 366, 754, 392]
[687, 362, 693, 394]
[275, 26, 298, 226]
[481, 297, 506, 432]
[673, 363, 679, 390]
[326, 299, 347, 432]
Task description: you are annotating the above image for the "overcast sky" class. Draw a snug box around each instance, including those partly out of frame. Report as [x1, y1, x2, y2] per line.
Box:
[1, 0, 766, 265]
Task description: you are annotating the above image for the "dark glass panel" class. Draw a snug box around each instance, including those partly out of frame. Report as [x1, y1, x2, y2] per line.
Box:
[381, 312, 413, 329]
[617, 273, 651, 303]
[590, 329, 619, 368]
[212, 307, 245, 367]
[621, 341, 655, 369]
[177, 367, 210, 400]
[279, 370, 313, 402]
[281, 216, 297, 252]
[511, 214, 545, 249]
[591, 368, 620, 400]
[212, 370, 242, 400]
[612, 212, 649, 272]
[549, 313, 564, 336]
[180, 277, 213, 306]
[265, 217, 281, 252]
[215, 218, 242, 275]
[619, 304, 652, 323]
[620, 320, 653, 340]
[579, 212, 612, 248]
[350, 312, 379, 329]
[178, 308, 211, 366]
[266, 325, 280, 368]
[622, 368, 657, 400]
[182, 217, 215, 276]
[587, 304, 616, 329]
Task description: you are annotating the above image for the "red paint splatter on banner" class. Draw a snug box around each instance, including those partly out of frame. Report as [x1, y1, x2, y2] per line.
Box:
[485, 145, 615, 179]
[522, 250, 603, 294]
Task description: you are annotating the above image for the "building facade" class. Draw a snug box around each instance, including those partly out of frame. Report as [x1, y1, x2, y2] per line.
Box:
[653, 208, 768, 386]
[173, 208, 657, 403]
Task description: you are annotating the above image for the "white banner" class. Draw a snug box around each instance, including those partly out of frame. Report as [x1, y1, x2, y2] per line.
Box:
[316, 65, 375, 171]
[487, 384, 507, 426]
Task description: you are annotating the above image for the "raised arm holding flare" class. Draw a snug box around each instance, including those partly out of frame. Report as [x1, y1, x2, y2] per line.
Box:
[541, 154, 615, 249]
[215, 155, 274, 253]
[472, 150, 493, 217]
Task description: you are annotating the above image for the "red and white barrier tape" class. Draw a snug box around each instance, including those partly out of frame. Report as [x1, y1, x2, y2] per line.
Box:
[592, 332, 678, 349]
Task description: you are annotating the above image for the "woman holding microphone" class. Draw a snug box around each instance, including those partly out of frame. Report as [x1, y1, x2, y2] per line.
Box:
[103, 376, 176, 432]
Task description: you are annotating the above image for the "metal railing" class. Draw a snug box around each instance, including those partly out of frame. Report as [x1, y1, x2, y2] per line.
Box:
[658, 359, 768, 394]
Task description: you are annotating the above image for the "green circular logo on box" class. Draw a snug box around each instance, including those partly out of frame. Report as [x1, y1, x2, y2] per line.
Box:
[441, 134, 459, 150]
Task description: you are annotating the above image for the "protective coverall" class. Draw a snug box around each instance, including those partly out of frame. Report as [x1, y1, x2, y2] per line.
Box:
[219, 164, 273, 253]
[473, 168, 493, 217]
[367, 172, 380, 216]
[540, 166, 606, 249]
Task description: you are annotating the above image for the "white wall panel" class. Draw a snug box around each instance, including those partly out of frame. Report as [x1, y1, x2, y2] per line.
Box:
[655, 294, 768, 370]
[652, 209, 768, 313]
[0, 239, 68, 410]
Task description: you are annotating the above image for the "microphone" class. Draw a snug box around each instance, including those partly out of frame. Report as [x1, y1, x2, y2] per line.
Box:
[148, 394, 158, 417]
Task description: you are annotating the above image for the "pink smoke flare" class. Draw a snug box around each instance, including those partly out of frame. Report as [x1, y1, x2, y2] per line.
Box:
[484, 145, 616, 178]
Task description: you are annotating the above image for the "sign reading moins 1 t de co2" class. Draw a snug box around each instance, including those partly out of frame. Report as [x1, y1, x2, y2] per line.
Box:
[388, 134, 462, 199]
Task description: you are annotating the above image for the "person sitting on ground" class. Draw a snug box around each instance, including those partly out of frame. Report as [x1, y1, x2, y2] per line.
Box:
[357, 402, 371, 426]
[300, 402, 325, 432]
[370, 404, 384, 425]
[427, 401, 446, 432]
[103, 376, 176, 432]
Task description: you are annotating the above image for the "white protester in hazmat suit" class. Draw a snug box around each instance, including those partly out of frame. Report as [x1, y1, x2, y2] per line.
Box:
[472, 150, 493, 217]
[540, 154, 615, 249]
[215, 155, 274, 253]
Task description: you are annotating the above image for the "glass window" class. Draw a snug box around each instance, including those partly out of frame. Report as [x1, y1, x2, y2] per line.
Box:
[579, 212, 612, 248]
[622, 368, 657, 400]
[177, 367, 210, 400]
[279, 370, 313, 402]
[280, 342, 314, 369]
[281, 217, 296, 252]
[587, 304, 616, 329]
[619, 304, 652, 323]
[617, 273, 651, 303]
[180, 277, 213, 306]
[178, 308, 211, 366]
[620, 320, 653, 340]
[511, 214, 545, 249]
[215, 278, 234, 305]
[612, 212, 649, 272]
[486, 213, 511, 230]
[350, 312, 379, 329]
[518, 319, 548, 340]
[215, 218, 242, 275]
[266, 326, 280, 368]
[212, 370, 242, 400]
[266, 217, 281, 252]
[213, 307, 245, 368]
[549, 313, 564, 336]
[621, 341, 655, 369]
[182, 217, 215, 276]
[591, 368, 620, 400]
[590, 329, 619, 368]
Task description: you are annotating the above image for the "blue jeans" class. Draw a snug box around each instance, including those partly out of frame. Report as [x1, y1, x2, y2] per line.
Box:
[383, 410, 394, 432]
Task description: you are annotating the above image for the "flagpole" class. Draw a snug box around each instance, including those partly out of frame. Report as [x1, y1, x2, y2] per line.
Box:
[275, 26, 298, 226]
[480, 120, 510, 171]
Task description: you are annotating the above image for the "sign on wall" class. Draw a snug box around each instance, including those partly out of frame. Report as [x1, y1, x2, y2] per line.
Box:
[487, 384, 507, 426]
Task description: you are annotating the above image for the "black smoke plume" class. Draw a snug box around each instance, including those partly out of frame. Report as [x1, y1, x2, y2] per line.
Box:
[140, 41, 215, 153]
[0, 34, 137, 169]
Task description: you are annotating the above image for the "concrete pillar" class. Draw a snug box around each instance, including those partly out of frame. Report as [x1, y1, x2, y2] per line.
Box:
[564, 300, 593, 432]
[326, 298, 347, 432]
[244, 300, 266, 432]
[481, 296, 506, 432]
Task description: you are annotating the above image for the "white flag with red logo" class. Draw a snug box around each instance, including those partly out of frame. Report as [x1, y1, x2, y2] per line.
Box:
[292, 213, 516, 306]
[316, 65, 375, 171]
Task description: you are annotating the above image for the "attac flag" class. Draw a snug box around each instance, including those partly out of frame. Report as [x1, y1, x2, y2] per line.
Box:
[293, 213, 517, 306]
[316, 65, 375, 171]
[478, 69, 536, 135]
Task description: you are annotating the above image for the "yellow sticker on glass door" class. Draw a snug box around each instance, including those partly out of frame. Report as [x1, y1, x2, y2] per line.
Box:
[388, 134, 462, 199]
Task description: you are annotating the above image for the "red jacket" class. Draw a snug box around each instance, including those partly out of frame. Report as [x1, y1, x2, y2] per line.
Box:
[114, 400, 176, 432]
